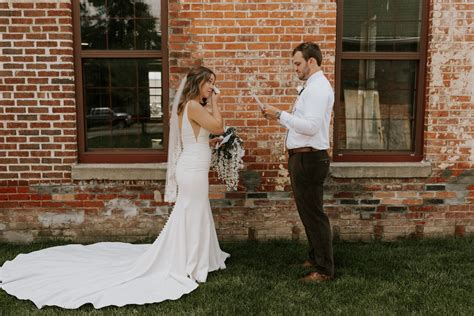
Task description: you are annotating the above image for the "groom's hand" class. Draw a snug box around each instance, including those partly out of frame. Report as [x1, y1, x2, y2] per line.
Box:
[262, 104, 280, 119]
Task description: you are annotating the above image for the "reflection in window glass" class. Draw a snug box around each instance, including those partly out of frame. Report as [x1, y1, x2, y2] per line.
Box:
[372, 0, 395, 21]
[148, 71, 162, 120]
[83, 59, 163, 150]
[136, 19, 161, 50]
[135, 0, 161, 18]
[80, 0, 106, 19]
[338, 60, 417, 151]
[83, 61, 108, 87]
[342, 0, 421, 52]
[80, 0, 161, 50]
[107, 0, 134, 18]
[343, 0, 368, 21]
[108, 19, 135, 50]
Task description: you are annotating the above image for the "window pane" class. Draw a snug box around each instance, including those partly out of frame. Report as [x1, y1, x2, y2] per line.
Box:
[80, 0, 106, 19]
[111, 88, 135, 115]
[136, 19, 162, 50]
[399, 0, 422, 20]
[107, 0, 134, 18]
[372, 0, 395, 21]
[80, 1, 106, 49]
[395, 22, 421, 52]
[80, 0, 161, 50]
[108, 19, 135, 50]
[343, 0, 369, 21]
[387, 118, 414, 150]
[84, 88, 109, 111]
[338, 60, 417, 151]
[84, 59, 163, 150]
[83, 59, 108, 87]
[135, 0, 161, 18]
[342, 0, 422, 52]
[110, 59, 137, 87]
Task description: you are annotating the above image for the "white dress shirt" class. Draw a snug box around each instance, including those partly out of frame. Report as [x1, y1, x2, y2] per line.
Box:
[279, 70, 334, 150]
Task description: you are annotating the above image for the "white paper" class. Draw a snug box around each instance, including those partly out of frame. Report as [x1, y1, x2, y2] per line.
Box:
[213, 134, 232, 149]
[251, 93, 265, 111]
[217, 133, 232, 148]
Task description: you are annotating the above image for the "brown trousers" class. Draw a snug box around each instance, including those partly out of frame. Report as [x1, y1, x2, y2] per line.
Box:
[288, 150, 334, 277]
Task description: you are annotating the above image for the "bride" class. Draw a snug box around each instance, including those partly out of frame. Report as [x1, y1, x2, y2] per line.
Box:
[0, 66, 230, 309]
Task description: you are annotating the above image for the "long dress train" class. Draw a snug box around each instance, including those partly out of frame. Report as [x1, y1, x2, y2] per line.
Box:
[0, 105, 229, 309]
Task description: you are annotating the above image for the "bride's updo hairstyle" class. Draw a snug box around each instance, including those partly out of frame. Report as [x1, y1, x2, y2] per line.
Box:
[177, 66, 216, 115]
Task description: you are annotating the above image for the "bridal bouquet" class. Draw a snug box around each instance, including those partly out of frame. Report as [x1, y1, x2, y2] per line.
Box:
[210, 127, 245, 191]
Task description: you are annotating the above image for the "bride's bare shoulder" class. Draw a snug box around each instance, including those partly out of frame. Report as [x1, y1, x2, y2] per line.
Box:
[187, 100, 206, 114]
[187, 100, 201, 108]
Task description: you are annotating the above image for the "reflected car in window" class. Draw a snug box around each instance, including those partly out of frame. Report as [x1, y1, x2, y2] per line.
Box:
[86, 107, 132, 129]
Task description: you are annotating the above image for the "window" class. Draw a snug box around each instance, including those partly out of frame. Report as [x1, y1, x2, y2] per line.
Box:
[73, 0, 168, 163]
[334, 0, 428, 162]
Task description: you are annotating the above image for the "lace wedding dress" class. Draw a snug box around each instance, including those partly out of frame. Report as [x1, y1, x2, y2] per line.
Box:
[0, 104, 229, 309]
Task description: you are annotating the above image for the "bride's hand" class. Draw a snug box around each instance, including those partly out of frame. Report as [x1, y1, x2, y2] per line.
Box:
[211, 87, 220, 105]
[209, 136, 222, 148]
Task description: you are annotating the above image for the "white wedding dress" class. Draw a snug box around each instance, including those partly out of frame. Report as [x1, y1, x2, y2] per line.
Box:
[0, 105, 230, 309]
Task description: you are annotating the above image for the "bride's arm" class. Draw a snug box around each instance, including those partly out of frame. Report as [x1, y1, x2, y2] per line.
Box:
[187, 94, 224, 135]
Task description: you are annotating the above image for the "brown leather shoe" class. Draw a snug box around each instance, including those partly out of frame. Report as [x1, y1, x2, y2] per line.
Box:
[299, 271, 333, 283]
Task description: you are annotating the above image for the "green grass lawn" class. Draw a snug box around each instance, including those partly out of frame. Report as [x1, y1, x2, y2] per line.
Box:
[1, 237, 473, 315]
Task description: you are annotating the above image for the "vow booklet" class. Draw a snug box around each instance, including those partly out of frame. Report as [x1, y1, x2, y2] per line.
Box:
[251, 93, 265, 111]
[217, 133, 232, 149]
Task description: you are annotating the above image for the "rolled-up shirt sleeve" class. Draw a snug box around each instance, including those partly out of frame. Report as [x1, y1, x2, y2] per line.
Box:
[279, 87, 329, 136]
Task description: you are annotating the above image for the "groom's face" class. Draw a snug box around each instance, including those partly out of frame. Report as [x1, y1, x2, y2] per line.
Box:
[293, 51, 310, 81]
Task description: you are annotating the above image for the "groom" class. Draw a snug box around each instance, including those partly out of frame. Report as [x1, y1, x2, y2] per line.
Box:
[261, 42, 335, 282]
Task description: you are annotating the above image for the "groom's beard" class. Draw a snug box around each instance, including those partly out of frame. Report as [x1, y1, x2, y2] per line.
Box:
[298, 65, 311, 80]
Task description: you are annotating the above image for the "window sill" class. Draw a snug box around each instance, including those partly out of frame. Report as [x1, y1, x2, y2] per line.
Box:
[71, 162, 432, 181]
[71, 163, 167, 181]
[330, 162, 432, 178]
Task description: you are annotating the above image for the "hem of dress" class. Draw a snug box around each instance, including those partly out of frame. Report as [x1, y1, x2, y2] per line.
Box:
[0, 283, 199, 310]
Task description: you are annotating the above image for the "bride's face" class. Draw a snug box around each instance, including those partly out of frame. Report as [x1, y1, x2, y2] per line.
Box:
[200, 75, 216, 100]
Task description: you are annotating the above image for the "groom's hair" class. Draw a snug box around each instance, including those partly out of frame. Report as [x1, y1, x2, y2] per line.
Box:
[292, 42, 322, 66]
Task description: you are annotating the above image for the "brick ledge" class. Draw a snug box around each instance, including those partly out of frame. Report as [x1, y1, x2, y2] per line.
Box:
[330, 162, 432, 178]
[71, 161, 432, 181]
[71, 163, 167, 181]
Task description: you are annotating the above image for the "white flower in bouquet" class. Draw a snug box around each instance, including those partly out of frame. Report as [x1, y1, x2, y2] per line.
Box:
[210, 127, 245, 191]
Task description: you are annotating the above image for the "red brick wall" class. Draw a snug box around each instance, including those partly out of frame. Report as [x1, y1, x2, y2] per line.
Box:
[0, 0, 472, 243]
[169, 0, 336, 194]
[0, 1, 76, 184]
[425, 0, 473, 175]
